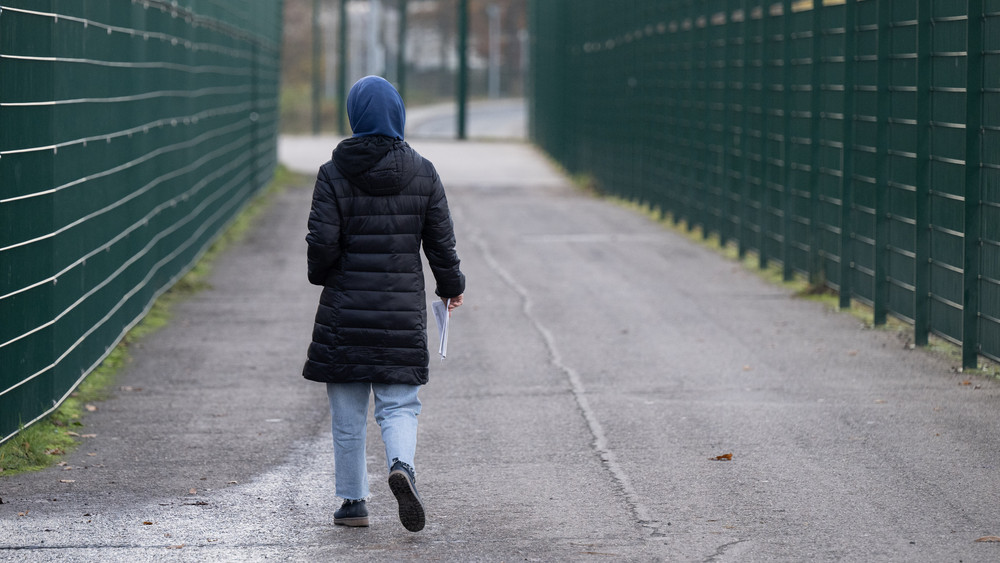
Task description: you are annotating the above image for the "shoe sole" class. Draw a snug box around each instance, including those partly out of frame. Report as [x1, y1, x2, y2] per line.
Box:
[388, 470, 425, 532]
[334, 516, 370, 527]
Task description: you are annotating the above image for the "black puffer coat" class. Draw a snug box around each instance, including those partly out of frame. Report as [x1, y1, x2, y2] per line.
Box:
[303, 136, 465, 385]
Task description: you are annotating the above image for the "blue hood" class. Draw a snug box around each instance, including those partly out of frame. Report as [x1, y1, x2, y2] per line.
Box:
[346, 76, 405, 140]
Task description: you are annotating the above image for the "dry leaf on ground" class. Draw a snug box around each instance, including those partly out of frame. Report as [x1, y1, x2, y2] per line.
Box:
[975, 536, 1000, 542]
[711, 453, 733, 461]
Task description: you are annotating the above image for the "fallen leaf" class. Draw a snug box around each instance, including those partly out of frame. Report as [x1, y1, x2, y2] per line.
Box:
[961, 381, 972, 386]
[167, 545, 185, 550]
[742, 365, 752, 371]
[874, 399, 887, 404]
[46, 448, 65, 456]
[18, 510, 28, 517]
[712, 453, 733, 461]
[87, 453, 97, 457]
[66, 431, 80, 437]
[80, 434, 97, 438]
[84, 404, 98, 412]
[143, 521, 154, 526]
[59, 479, 75, 483]
[975, 536, 1000, 542]
[189, 488, 197, 495]
[847, 350, 858, 356]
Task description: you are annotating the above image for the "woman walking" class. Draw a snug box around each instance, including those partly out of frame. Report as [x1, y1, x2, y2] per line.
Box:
[303, 75, 465, 532]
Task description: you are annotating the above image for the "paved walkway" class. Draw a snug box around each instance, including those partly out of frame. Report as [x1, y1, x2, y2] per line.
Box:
[1, 137, 999, 561]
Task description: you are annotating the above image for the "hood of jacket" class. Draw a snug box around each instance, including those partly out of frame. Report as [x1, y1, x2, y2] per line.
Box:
[332, 135, 422, 196]
[347, 75, 405, 140]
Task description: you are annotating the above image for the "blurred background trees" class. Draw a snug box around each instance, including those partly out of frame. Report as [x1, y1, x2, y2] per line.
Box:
[281, 0, 527, 133]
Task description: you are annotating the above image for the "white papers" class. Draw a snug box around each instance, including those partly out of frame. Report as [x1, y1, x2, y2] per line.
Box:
[432, 299, 450, 360]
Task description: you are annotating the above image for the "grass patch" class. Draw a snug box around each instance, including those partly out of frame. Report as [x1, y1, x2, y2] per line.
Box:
[0, 165, 308, 477]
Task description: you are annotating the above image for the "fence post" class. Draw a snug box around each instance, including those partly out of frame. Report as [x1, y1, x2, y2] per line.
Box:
[781, 0, 794, 281]
[838, 0, 857, 310]
[963, 0, 984, 369]
[738, 0, 754, 259]
[759, 2, 772, 270]
[871, 0, 891, 325]
[683, 0, 697, 231]
[913, 0, 932, 346]
[700, 6, 713, 240]
[807, 0, 823, 286]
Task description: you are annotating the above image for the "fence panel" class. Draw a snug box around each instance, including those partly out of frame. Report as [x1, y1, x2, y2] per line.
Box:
[0, 0, 283, 442]
[530, 0, 997, 367]
[982, 2, 1000, 358]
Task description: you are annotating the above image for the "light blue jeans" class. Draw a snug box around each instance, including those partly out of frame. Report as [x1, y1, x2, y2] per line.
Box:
[326, 382, 421, 501]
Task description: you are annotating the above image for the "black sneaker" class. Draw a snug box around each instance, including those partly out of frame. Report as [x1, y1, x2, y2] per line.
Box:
[333, 499, 369, 527]
[388, 460, 425, 532]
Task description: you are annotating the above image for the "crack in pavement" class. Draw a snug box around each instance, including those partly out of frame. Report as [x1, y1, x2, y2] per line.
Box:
[702, 538, 748, 562]
[467, 227, 661, 537]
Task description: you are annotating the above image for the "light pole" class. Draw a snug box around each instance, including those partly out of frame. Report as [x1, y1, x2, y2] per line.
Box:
[487, 3, 500, 99]
[456, 0, 468, 139]
[312, 0, 322, 134]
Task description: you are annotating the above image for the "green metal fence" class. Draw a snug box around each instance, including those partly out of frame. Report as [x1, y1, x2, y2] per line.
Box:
[530, 0, 1000, 369]
[0, 1, 283, 443]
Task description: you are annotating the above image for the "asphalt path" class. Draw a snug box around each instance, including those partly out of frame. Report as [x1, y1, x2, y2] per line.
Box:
[2, 132, 1000, 561]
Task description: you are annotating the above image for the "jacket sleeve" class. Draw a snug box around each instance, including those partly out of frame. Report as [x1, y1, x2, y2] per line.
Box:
[305, 167, 342, 286]
[421, 168, 466, 298]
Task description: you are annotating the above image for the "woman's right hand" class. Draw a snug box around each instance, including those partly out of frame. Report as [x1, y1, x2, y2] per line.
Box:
[445, 294, 463, 312]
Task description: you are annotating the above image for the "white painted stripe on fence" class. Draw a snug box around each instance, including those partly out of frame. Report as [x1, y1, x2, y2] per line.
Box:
[0, 161, 256, 399]
[0, 146, 252, 302]
[0, 101, 253, 156]
[0, 117, 249, 209]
